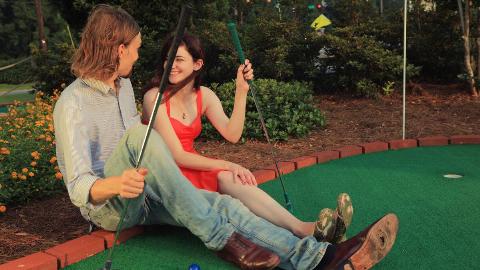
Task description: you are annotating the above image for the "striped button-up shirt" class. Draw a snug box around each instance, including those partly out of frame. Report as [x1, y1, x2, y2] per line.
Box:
[53, 78, 140, 216]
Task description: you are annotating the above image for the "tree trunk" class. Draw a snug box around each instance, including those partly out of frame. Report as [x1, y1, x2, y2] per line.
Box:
[477, 7, 480, 85]
[34, 0, 47, 52]
[379, 0, 383, 17]
[460, 0, 478, 96]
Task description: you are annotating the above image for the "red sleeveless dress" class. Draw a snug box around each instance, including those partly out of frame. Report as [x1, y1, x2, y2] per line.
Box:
[147, 89, 221, 192]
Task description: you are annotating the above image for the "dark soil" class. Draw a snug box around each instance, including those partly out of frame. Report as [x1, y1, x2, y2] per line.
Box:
[1, 84, 479, 264]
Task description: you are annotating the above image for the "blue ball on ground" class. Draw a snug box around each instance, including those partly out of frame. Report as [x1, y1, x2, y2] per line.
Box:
[188, 263, 200, 270]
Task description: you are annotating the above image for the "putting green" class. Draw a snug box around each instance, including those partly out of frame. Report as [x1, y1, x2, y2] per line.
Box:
[66, 145, 480, 270]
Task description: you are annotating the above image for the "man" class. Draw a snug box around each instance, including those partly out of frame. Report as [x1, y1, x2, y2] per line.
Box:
[53, 4, 398, 270]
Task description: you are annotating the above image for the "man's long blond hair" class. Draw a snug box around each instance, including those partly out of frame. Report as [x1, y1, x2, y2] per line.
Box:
[71, 4, 140, 81]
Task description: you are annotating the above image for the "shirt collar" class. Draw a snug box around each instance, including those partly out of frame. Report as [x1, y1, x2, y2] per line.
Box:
[81, 78, 116, 95]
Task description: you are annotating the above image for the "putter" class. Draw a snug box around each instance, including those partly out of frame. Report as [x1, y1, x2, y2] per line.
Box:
[98, 5, 192, 270]
[227, 22, 293, 213]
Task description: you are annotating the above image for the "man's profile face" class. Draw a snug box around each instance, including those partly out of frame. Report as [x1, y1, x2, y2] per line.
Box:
[118, 33, 142, 78]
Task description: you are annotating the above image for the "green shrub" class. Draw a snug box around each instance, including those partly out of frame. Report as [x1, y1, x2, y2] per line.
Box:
[310, 27, 420, 97]
[33, 42, 76, 96]
[0, 58, 35, 84]
[202, 79, 325, 141]
[0, 91, 64, 208]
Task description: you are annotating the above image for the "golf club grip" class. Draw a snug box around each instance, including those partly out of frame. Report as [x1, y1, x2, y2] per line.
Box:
[227, 22, 246, 65]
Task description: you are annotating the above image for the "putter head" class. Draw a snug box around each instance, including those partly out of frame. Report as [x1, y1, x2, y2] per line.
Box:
[98, 260, 112, 270]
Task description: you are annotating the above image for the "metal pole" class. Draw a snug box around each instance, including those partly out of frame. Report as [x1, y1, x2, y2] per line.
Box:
[402, 0, 407, 139]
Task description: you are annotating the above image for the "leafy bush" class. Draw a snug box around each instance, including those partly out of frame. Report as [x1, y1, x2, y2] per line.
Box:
[201, 79, 325, 141]
[310, 27, 421, 97]
[0, 91, 64, 209]
[0, 58, 35, 84]
[33, 42, 76, 96]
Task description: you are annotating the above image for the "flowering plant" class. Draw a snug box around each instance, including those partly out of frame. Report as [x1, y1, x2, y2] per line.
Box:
[0, 91, 64, 212]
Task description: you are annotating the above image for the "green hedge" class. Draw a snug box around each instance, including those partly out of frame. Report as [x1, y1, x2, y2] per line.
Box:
[201, 79, 325, 141]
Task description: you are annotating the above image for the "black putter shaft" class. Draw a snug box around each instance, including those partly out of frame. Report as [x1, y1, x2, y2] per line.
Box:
[227, 22, 293, 213]
[99, 5, 192, 270]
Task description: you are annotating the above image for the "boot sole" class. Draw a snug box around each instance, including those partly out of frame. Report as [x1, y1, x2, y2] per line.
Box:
[347, 213, 399, 270]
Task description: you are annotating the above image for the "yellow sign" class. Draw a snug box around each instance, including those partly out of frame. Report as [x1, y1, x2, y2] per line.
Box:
[311, 14, 332, 30]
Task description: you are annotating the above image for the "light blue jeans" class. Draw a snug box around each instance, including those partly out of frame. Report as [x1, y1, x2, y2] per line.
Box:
[88, 124, 329, 270]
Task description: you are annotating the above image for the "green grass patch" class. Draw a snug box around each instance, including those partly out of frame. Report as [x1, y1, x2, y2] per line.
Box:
[0, 93, 35, 104]
[0, 83, 34, 92]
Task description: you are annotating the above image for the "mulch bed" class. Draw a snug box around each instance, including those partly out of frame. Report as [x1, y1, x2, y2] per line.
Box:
[1, 83, 479, 264]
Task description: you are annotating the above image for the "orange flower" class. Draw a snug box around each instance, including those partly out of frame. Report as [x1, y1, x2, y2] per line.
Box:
[11, 135, 16, 139]
[22, 168, 28, 173]
[0, 147, 10, 155]
[0, 126, 3, 131]
[50, 156, 57, 164]
[19, 174, 27, 181]
[46, 136, 52, 142]
[0, 205, 6, 213]
[31, 151, 40, 158]
[31, 161, 37, 167]
[28, 172, 34, 177]
[55, 172, 63, 180]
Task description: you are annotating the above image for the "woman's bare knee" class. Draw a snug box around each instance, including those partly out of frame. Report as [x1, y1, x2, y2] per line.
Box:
[218, 171, 242, 192]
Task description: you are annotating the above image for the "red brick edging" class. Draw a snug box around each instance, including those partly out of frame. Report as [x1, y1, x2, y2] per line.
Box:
[1, 134, 479, 269]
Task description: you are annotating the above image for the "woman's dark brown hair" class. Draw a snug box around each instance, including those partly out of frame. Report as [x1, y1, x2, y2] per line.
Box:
[143, 32, 205, 102]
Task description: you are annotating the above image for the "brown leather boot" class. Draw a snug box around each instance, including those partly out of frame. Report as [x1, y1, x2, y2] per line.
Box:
[315, 213, 399, 270]
[217, 232, 281, 270]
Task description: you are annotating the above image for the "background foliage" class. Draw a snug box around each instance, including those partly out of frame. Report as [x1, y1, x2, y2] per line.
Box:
[0, 92, 64, 206]
[3, 0, 467, 97]
[202, 79, 325, 141]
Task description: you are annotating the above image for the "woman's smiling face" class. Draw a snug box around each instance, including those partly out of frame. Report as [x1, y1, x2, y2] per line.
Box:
[167, 45, 203, 85]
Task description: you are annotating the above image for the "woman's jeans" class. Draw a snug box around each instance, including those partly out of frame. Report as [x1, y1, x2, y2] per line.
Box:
[87, 124, 328, 270]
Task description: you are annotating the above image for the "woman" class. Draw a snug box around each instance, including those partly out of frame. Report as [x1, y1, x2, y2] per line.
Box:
[142, 33, 352, 242]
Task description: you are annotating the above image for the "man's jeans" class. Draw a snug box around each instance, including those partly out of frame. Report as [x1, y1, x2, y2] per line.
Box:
[87, 124, 328, 270]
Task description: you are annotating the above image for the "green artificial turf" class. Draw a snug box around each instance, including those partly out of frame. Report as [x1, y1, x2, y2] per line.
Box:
[0, 93, 34, 105]
[66, 145, 480, 270]
[0, 83, 34, 92]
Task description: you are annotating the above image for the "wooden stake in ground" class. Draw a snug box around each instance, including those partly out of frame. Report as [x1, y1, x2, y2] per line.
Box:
[34, 0, 47, 52]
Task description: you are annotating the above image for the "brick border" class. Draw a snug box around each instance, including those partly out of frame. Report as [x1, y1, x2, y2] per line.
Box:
[44, 235, 105, 268]
[450, 135, 480, 144]
[2, 134, 478, 269]
[91, 226, 144, 248]
[388, 139, 418, 150]
[0, 252, 58, 270]
[359, 141, 389, 154]
[418, 136, 449, 146]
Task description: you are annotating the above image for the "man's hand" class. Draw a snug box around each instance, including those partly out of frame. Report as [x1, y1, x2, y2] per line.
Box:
[118, 168, 148, 198]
